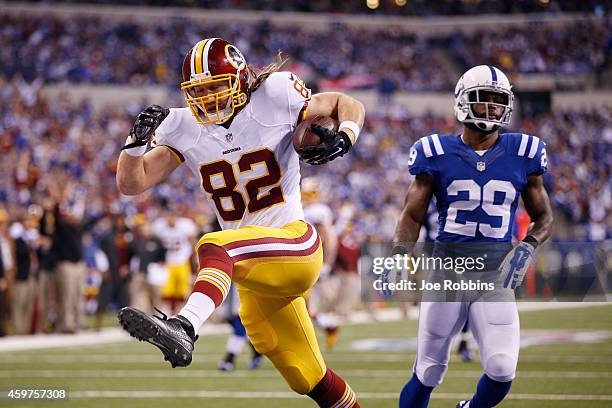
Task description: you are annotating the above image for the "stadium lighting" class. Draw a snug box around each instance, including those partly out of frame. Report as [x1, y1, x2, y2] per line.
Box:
[396, 0, 407, 6]
[366, 0, 380, 10]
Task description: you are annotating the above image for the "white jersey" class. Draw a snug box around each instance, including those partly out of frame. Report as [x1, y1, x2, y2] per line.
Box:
[303, 203, 334, 226]
[153, 72, 310, 230]
[152, 217, 198, 265]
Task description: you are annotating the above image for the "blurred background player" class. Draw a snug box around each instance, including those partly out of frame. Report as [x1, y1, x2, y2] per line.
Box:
[302, 177, 340, 350]
[303, 178, 363, 351]
[152, 207, 198, 314]
[129, 215, 167, 314]
[96, 214, 132, 330]
[217, 284, 262, 371]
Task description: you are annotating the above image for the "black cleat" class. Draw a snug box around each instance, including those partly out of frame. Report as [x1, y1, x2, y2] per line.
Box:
[118, 307, 198, 368]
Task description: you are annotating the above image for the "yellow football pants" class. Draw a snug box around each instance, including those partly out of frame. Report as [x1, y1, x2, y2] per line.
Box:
[161, 261, 192, 299]
[196, 220, 326, 394]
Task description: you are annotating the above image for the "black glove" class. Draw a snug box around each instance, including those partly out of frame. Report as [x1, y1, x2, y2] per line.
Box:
[122, 105, 170, 150]
[297, 124, 353, 165]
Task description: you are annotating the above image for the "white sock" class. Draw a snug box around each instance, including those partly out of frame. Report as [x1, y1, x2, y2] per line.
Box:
[178, 292, 216, 333]
[227, 334, 247, 355]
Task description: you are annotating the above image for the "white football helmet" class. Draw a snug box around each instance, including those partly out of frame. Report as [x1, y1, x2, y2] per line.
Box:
[454, 65, 513, 132]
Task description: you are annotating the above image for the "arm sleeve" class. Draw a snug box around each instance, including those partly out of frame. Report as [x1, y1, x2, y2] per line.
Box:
[408, 139, 437, 176]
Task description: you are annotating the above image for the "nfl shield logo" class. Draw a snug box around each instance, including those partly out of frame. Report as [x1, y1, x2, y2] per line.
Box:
[476, 161, 486, 172]
[225, 133, 233, 143]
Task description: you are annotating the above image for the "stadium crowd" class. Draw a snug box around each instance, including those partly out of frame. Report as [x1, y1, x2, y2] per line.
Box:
[450, 20, 611, 75]
[1, 14, 610, 91]
[19, 0, 606, 15]
[0, 74, 609, 335]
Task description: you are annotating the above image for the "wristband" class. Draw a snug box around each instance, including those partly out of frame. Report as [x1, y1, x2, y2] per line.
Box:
[339, 120, 360, 142]
[123, 136, 147, 157]
[522, 235, 539, 249]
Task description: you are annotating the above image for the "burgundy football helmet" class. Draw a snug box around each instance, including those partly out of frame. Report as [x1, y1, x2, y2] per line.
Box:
[181, 38, 250, 124]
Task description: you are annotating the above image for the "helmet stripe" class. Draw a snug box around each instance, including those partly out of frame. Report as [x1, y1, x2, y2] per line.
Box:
[201, 38, 219, 75]
[192, 39, 208, 75]
[488, 65, 498, 82]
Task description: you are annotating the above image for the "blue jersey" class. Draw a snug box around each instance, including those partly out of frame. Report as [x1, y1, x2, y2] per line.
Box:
[408, 133, 548, 243]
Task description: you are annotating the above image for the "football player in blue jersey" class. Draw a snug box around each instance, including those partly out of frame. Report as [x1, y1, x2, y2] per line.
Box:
[393, 65, 554, 408]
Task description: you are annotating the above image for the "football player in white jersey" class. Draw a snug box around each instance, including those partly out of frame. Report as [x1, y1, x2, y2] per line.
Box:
[302, 177, 341, 350]
[117, 38, 364, 407]
[151, 212, 198, 313]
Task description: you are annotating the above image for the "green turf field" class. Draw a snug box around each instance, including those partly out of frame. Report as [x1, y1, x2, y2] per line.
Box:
[1, 305, 611, 407]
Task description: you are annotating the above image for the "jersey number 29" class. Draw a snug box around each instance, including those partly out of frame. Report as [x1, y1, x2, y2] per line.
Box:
[444, 179, 516, 239]
[200, 148, 285, 221]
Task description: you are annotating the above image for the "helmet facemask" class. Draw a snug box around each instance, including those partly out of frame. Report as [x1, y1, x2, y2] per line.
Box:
[181, 73, 247, 125]
[456, 85, 513, 132]
[181, 38, 250, 125]
[454, 65, 514, 133]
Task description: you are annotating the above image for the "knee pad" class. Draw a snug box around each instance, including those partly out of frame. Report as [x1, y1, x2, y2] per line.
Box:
[484, 353, 516, 382]
[271, 351, 325, 394]
[239, 311, 278, 354]
[417, 362, 448, 387]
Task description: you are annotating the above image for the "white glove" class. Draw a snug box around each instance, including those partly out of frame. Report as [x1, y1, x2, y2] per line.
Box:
[498, 240, 536, 289]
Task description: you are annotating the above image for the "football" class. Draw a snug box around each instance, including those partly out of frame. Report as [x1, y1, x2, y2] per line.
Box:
[292, 115, 339, 151]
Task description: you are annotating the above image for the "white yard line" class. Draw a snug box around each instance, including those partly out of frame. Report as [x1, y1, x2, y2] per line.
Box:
[0, 302, 609, 352]
[2, 353, 612, 364]
[0, 369, 610, 379]
[66, 390, 612, 401]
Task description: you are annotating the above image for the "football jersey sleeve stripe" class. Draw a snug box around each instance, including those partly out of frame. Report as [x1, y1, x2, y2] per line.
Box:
[159, 144, 185, 163]
[527, 136, 540, 158]
[518, 133, 529, 156]
[421, 136, 433, 158]
[430, 134, 444, 155]
[296, 101, 308, 127]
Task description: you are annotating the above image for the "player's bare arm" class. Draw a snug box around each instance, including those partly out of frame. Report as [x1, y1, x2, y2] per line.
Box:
[117, 147, 181, 195]
[116, 105, 181, 195]
[521, 174, 554, 243]
[393, 173, 435, 251]
[307, 92, 365, 144]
